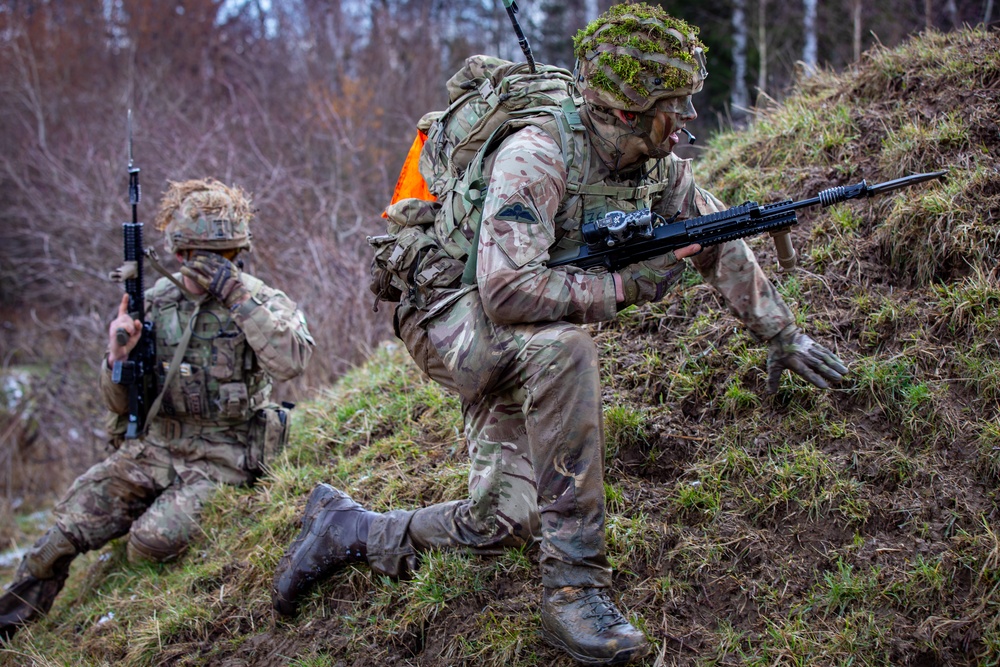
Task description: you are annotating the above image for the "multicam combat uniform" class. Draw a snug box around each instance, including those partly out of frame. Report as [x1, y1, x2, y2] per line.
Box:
[52, 271, 314, 562]
[367, 123, 794, 588]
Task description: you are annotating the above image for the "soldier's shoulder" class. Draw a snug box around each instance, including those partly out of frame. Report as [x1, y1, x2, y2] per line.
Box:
[239, 271, 282, 301]
[147, 274, 184, 301]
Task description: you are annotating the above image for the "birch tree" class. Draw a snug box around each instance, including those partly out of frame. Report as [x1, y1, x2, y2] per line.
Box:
[731, 0, 750, 115]
[803, 0, 818, 75]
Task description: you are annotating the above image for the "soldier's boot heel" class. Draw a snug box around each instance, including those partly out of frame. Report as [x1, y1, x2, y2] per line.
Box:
[540, 586, 649, 666]
[271, 484, 378, 618]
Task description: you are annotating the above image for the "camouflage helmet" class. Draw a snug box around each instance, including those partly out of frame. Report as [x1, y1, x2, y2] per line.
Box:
[155, 178, 253, 254]
[572, 2, 708, 113]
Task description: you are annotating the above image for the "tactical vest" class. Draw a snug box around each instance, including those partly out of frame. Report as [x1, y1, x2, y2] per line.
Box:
[147, 274, 270, 425]
[437, 101, 679, 280]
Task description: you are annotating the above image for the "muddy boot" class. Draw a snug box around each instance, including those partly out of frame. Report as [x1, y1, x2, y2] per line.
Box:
[540, 586, 649, 665]
[0, 527, 78, 642]
[271, 484, 378, 618]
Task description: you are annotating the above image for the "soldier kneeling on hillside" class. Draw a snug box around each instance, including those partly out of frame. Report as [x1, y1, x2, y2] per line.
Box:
[272, 4, 847, 665]
[0, 178, 314, 641]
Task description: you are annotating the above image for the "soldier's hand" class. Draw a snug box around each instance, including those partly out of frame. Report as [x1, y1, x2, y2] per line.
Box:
[108, 294, 142, 366]
[180, 250, 250, 309]
[766, 324, 848, 394]
[617, 252, 690, 307]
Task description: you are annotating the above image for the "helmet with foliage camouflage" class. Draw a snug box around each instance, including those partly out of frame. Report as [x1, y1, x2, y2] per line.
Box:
[572, 2, 708, 113]
[155, 178, 253, 254]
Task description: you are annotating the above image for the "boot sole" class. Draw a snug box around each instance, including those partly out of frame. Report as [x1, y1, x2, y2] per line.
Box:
[540, 623, 648, 666]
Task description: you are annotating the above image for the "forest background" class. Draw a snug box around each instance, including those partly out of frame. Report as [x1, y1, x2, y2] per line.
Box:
[0, 0, 994, 517]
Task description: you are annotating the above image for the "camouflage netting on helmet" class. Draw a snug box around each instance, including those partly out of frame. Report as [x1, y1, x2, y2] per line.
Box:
[572, 2, 707, 112]
[155, 178, 254, 254]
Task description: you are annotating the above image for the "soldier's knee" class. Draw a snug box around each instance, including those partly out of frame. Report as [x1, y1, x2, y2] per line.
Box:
[126, 530, 187, 564]
[489, 507, 541, 549]
[547, 327, 600, 373]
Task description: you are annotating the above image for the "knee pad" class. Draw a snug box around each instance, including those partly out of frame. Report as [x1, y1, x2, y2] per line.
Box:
[126, 530, 186, 564]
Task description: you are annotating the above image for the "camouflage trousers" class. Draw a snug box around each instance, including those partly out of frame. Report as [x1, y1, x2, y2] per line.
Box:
[368, 292, 612, 589]
[52, 422, 253, 563]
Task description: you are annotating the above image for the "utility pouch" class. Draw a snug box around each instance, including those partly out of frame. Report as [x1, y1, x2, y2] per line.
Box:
[246, 402, 291, 476]
[218, 382, 250, 419]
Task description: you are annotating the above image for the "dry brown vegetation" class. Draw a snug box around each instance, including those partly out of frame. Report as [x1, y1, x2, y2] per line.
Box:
[1, 24, 997, 667]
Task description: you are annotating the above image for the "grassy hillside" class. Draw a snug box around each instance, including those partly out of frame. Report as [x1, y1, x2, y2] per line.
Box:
[2, 26, 999, 667]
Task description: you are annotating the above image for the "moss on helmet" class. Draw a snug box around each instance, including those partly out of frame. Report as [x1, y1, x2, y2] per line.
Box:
[573, 2, 705, 105]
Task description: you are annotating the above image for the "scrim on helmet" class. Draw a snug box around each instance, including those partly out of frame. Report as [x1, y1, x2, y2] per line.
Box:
[573, 2, 708, 113]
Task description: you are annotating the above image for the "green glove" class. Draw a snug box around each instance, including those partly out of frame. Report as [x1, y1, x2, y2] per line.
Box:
[180, 250, 250, 309]
[617, 254, 685, 307]
[766, 324, 848, 394]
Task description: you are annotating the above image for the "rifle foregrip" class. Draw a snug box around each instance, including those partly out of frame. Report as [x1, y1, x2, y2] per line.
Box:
[769, 228, 797, 269]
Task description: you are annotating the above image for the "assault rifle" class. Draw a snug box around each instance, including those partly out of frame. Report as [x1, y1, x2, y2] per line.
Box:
[547, 171, 947, 271]
[108, 110, 157, 439]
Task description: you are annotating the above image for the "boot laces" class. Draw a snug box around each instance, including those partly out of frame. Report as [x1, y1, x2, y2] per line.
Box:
[579, 589, 630, 631]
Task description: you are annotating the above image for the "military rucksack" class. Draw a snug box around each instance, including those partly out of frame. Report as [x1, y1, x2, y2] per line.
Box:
[369, 55, 591, 309]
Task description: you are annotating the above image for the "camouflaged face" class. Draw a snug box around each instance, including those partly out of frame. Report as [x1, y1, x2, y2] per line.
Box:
[156, 178, 254, 254]
[573, 2, 708, 112]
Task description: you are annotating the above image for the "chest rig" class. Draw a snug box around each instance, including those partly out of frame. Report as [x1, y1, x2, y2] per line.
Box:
[439, 97, 678, 281]
[148, 275, 269, 424]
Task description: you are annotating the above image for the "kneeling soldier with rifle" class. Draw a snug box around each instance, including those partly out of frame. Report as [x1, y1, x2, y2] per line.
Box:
[0, 177, 314, 641]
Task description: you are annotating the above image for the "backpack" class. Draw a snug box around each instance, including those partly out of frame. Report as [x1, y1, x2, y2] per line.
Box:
[418, 55, 578, 197]
[369, 55, 591, 310]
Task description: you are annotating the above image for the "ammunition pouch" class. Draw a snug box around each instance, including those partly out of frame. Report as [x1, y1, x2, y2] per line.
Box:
[245, 403, 291, 476]
[369, 198, 466, 311]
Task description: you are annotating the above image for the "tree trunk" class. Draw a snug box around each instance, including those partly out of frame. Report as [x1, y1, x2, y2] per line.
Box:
[853, 0, 863, 62]
[946, 0, 958, 27]
[731, 0, 749, 115]
[757, 0, 768, 96]
[802, 0, 818, 76]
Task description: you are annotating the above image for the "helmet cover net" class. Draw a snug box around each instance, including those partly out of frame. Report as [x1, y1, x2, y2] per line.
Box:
[573, 2, 708, 113]
[156, 178, 254, 254]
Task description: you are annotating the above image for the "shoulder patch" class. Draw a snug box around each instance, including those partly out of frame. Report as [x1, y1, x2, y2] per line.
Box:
[495, 202, 538, 224]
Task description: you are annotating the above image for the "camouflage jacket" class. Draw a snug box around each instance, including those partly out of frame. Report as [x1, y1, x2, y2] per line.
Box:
[474, 125, 793, 341]
[100, 272, 314, 436]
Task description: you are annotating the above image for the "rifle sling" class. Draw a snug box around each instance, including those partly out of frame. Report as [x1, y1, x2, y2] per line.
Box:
[145, 248, 200, 300]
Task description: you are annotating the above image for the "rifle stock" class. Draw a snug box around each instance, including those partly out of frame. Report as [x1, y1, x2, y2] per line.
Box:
[547, 170, 947, 271]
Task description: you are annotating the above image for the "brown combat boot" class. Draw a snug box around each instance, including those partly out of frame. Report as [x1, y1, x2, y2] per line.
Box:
[0, 527, 78, 642]
[271, 484, 378, 618]
[540, 586, 649, 665]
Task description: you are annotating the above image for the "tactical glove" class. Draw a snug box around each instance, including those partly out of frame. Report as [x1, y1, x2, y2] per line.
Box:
[617, 254, 684, 308]
[180, 250, 250, 309]
[766, 323, 848, 394]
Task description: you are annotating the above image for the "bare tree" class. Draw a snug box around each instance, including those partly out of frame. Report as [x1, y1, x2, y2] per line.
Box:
[757, 0, 769, 96]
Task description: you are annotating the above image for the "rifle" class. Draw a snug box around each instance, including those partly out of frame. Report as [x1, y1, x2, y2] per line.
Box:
[547, 171, 947, 271]
[108, 110, 157, 439]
